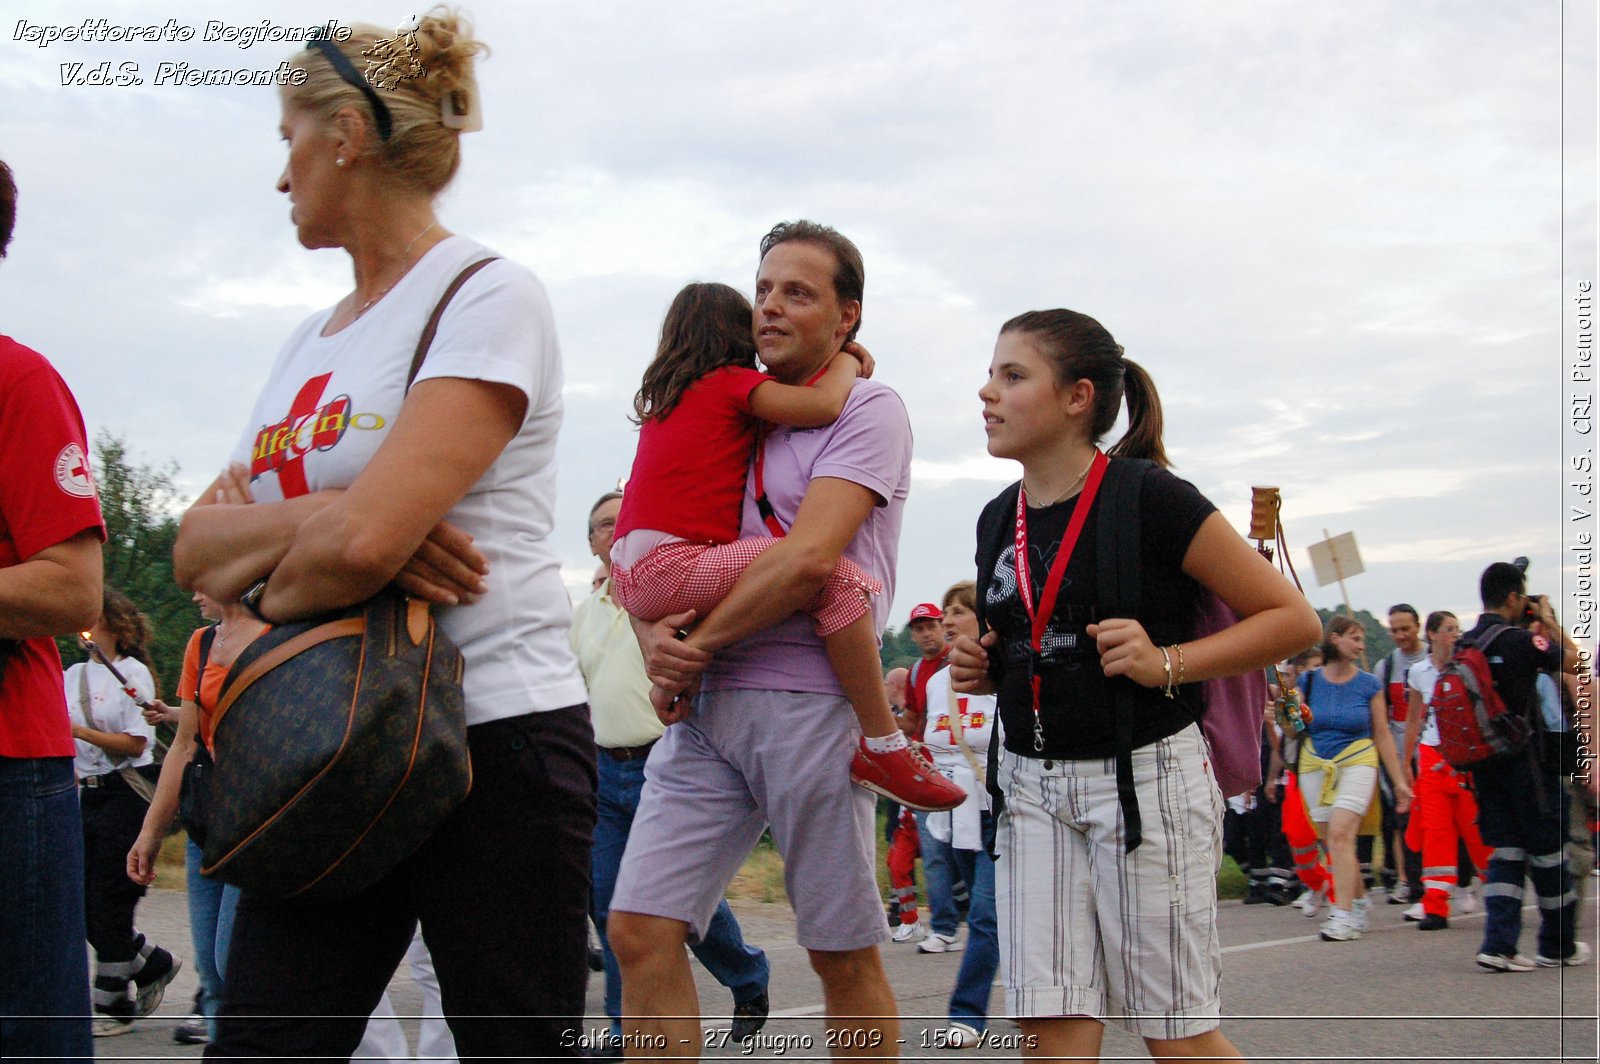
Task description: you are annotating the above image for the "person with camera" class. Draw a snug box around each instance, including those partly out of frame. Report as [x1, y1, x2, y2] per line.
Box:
[1466, 561, 1585, 971]
[0, 156, 105, 1062]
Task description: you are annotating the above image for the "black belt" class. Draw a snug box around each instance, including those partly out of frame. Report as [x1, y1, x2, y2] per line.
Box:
[79, 773, 123, 789]
[600, 741, 657, 762]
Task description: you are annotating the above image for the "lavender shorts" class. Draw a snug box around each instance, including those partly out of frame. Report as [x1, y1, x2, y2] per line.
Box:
[610, 687, 888, 952]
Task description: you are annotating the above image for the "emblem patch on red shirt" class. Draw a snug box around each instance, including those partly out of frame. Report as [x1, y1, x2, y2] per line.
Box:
[54, 443, 95, 498]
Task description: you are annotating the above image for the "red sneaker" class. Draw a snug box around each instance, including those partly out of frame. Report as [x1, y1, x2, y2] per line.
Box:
[851, 741, 966, 811]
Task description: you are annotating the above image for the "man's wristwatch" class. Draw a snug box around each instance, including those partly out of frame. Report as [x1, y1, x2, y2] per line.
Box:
[239, 577, 274, 624]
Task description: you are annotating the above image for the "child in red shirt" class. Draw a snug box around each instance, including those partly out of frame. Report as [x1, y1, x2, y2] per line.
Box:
[611, 282, 962, 812]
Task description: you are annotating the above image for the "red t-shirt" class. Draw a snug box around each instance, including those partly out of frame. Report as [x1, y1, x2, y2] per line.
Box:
[0, 337, 106, 758]
[903, 650, 949, 738]
[615, 366, 771, 543]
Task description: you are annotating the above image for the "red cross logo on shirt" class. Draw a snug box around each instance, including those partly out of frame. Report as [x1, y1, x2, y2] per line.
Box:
[250, 373, 352, 498]
[54, 443, 96, 498]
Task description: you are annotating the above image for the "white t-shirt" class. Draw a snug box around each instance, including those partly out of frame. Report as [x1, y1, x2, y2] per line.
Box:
[230, 235, 587, 725]
[922, 666, 996, 850]
[1406, 658, 1442, 748]
[65, 657, 156, 775]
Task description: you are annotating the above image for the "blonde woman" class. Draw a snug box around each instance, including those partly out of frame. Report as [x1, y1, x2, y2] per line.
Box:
[172, 12, 593, 1057]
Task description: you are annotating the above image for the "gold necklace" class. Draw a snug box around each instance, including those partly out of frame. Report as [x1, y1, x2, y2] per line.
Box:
[1027, 449, 1099, 508]
[354, 222, 437, 318]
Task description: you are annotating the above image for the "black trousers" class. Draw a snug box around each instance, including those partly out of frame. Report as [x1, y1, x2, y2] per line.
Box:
[80, 774, 149, 964]
[207, 705, 598, 1063]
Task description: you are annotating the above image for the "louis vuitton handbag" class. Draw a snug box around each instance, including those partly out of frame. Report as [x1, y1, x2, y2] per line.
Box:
[198, 259, 495, 904]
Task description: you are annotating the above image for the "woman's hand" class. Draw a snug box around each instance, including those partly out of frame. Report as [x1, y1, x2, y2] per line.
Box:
[1088, 618, 1168, 688]
[1393, 778, 1414, 815]
[841, 341, 875, 379]
[141, 698, 179, 727]
[394, 520, 490, 606]
[126, 829, 164, 886]
[949, 631, 997, 695]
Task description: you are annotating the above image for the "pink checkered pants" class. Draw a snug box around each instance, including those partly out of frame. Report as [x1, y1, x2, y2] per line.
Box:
[610, 537, 881, 637]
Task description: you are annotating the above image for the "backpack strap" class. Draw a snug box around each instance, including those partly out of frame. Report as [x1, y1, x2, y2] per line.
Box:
[1095, 457, 1153, 852]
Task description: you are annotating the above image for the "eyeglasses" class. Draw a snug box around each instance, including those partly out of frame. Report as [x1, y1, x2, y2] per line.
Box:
[305, 39, 393, 141]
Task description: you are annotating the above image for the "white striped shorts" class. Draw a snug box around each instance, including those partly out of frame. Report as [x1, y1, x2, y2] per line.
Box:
[995, 723, 1224, 1040]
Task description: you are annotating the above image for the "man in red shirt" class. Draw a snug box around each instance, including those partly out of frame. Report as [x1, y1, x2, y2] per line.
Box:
[0, 157, 106, 1060]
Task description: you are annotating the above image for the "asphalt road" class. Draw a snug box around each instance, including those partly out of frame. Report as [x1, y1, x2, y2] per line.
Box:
[93, 882, 1599, 1062]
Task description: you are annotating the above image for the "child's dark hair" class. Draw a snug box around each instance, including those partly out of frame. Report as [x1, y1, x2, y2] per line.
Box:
[1000, 309, 1168, 468]
[633, 282, 759, 425]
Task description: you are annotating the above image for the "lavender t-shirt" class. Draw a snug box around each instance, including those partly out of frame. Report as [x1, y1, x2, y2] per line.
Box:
[701, 377, 912, 696]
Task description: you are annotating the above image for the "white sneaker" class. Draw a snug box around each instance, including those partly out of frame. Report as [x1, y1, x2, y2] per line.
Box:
[918, 931, 963, 954]
[1535, 941, 1593, 967]
[1296, 888, 1326, 918]
[1476, 951, 1536, 972]
[1402, 901, 1426, 922]
[1456, 884, 1481, 915]
[1351, 896, 1372, 932]
[945, 1022, 983, 1049]
[1320, 908, 1362, 942]
[891, 922, 924, 943]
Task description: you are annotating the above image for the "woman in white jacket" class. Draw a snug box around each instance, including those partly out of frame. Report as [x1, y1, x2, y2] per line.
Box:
[922, 580, 1000, 1049]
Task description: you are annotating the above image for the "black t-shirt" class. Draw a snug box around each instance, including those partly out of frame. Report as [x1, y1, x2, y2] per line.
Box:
[974, 463, 1216, 759]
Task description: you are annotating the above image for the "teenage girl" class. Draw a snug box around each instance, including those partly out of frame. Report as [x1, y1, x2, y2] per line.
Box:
[948, 309, 1320, 1062]
[610, 282, 963, 813]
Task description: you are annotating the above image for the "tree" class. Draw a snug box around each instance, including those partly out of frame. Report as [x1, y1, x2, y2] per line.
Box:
[58, 432, 199, 699]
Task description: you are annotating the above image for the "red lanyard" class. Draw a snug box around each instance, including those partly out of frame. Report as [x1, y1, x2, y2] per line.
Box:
[1014, 450, 1108, 750]
[752, 363, 833, 539]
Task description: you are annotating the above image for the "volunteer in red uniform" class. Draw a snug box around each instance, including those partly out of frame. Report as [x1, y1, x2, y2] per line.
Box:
[0, 156, 107, 1062]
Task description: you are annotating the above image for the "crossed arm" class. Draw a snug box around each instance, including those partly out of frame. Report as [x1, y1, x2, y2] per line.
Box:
[173, 378, 523, 621]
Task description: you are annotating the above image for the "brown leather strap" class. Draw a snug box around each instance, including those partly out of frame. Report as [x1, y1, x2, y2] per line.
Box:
[210, 618, 366, 735]
[405, 257, 501, 392]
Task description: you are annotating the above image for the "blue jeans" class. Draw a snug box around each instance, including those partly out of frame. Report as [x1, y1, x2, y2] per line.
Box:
[915, 810, 961, 936]
[591, 749, 768, 1035]
[0, 755, 92, 1061]
[186, 839, 240, 1040]
[947, 814, 998, 1031]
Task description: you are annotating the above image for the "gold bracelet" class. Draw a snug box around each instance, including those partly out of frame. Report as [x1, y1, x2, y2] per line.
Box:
[1174, 643, 1186, 687]
[1160, 645, 1175, 699]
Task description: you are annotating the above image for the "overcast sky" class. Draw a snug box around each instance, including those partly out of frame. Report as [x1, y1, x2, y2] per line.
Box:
[4, 1, 1595, 635]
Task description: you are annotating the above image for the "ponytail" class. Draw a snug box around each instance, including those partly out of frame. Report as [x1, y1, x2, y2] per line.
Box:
[1002, 310, 1171, 468]
[1105, 358, 1167, 468]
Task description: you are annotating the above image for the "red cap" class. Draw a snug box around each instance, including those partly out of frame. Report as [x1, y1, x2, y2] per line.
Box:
[908, 603, 943, 623]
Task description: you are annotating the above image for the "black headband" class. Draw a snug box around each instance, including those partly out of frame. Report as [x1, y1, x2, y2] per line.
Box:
[305, 38, 393, 141]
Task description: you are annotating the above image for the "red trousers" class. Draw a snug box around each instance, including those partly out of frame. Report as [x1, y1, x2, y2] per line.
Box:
[1282, 772, 1334, 900]
[1406, 744, 1491, 918]
[886, 808, 920, 925]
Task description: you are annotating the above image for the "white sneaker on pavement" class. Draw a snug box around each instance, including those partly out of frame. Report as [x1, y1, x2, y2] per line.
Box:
[1456, 884, 1481, 915]
[1297, 888, 1326, 918]
[1402, 901, 1426, 922]
[1320, 908, 1362, 942]
[1476, 951, 1536, 972]
[918, 931, 963, 954]
[891, 922, 924, 943]
[945, 1022, 983, 1049]
[1535, 941, 1593, 967]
